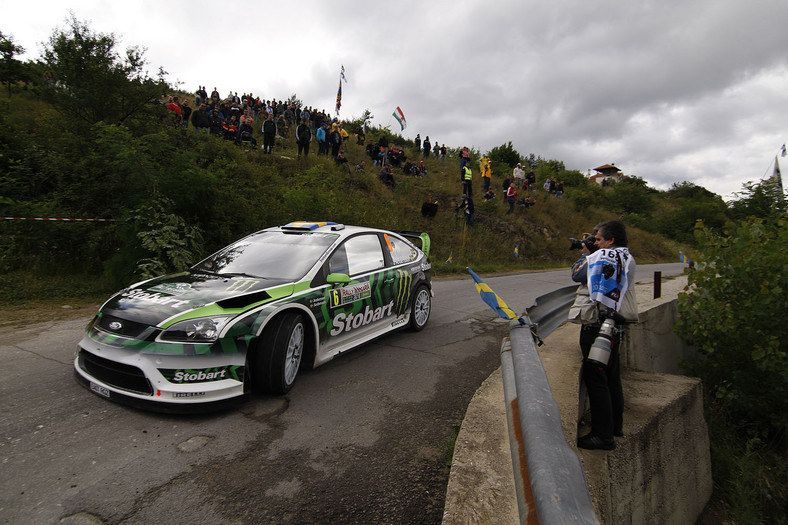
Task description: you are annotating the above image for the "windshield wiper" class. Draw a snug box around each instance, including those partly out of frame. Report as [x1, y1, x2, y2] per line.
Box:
[191, 268, 219, 275]
[217, 272, 264, 279]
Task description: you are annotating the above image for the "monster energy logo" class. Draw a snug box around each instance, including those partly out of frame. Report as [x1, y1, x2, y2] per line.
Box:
[395, 269, 413, 316]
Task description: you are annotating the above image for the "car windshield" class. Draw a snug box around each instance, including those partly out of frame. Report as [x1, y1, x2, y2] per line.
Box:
[192, 231, 339, 280]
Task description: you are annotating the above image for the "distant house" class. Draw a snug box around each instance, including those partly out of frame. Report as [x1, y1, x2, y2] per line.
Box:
[589, 164, 625, 185]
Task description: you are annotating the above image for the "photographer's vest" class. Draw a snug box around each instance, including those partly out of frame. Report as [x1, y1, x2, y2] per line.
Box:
[463, 166, 472, 181]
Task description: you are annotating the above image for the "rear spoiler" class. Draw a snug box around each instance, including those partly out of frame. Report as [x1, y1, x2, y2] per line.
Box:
[392, 230, 431, 258]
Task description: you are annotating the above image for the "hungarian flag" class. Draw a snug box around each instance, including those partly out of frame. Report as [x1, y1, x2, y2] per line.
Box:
[393, 106, 406, 131]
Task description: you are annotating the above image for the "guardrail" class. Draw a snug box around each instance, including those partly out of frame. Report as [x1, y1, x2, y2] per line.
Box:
[501, 285, 600, 524]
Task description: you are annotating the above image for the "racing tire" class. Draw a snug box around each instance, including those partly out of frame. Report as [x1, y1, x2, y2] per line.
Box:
[255, 312, 305, 395]
[409, 284, 431, 331]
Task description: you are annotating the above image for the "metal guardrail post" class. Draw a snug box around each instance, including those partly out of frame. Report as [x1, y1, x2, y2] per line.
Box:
[505, 320, 600, 525]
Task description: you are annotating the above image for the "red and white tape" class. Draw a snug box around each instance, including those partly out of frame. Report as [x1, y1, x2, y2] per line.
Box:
[2, 217, 116, 222]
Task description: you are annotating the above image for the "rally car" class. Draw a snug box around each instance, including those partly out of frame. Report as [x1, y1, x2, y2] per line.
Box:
[74, 221, 432, 412]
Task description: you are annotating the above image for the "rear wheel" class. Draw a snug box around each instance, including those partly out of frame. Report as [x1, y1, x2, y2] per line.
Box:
[409, 285, 431, 331]
[254, 312, 305, 394]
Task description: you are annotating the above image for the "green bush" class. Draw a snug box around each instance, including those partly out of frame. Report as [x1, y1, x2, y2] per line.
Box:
[677, 217, 788, 521]
[677, 218, 787, 437]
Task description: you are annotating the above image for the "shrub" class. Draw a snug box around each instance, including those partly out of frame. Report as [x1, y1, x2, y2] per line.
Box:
[677, 217, 788, 438]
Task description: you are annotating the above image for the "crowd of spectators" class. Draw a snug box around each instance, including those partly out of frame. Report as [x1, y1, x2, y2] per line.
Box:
[165, 86, 342, 153]
[164, 87, 562, 224]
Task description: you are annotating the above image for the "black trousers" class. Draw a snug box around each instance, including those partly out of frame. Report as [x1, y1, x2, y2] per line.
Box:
[263, 133, 275, 153]
[297, 141, 310, 157]
[580, 324, 624, 441]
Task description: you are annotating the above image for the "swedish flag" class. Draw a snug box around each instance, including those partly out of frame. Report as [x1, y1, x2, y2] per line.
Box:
[445, 251, 453, 265]
[514, 244, 520, 258]
[467, 267, 525, 325]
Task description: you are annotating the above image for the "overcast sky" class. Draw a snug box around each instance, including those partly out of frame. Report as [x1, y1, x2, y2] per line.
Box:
[3, 0, 787, 200]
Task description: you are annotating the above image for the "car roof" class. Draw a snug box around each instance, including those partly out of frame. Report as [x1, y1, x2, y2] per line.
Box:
[266, 221, 392, 238]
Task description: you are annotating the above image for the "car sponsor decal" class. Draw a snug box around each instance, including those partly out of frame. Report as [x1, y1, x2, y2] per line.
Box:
[226, 280, 259, 293]
[329, 281, 372, 308]
[119, 288, 191, 309]
[395, 269, 413, 316]
[160, 365, 244, 383]
[149, 282, 193, 296]
[330, 301, 395, 336]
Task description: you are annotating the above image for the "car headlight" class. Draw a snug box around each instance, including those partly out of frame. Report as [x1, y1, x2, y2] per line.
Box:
[160, 316, 233, 343]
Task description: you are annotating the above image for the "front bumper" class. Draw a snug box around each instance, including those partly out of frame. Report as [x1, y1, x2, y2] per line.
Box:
[74, 335, 248, 413]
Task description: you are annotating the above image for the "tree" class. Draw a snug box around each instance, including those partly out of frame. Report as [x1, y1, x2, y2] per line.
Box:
[607, 176, 655, 214]
[286, 93, 302, 108]
[487, 141, 522, 168]
[727, 178, 786, 223]
[0, 31, 27, 97]
[42, 14, 169, 127]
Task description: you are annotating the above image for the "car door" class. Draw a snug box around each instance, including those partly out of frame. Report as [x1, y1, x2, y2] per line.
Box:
[322, 233, 398, 352]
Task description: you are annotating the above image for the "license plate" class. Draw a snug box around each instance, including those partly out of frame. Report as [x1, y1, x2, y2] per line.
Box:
[90, 382, 111, 398]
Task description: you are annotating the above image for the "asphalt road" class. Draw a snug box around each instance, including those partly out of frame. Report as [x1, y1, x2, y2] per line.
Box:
[0, 263, 685, 524]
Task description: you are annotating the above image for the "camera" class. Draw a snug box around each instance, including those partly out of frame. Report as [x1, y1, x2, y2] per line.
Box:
[569, 235, 597, 252]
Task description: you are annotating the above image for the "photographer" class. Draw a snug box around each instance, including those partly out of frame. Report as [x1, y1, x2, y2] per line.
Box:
[569, 220, 638, 450]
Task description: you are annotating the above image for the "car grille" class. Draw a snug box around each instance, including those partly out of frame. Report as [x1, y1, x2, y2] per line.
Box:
[78, 350, 153, 395]
[96, 314, 153, 339]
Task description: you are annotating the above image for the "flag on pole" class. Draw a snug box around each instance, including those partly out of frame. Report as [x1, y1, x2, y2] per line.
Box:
[393, 106, 407, 131]
[335, 80, 342, 115]
[774, 156, 784, 193]
[781, 143, 786, 157]
[341, 65, 347, 84]
[467, 267, 526, 325]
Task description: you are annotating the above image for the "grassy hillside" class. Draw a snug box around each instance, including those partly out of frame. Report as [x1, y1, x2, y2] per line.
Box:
[0, 89, 680, 303]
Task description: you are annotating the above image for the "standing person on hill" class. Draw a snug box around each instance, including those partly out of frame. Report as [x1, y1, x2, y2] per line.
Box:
[191, 102, 211, 133]
[555, 180, 565, 199]
[527, 169, 536, 191]
[238, 107, 255, 139]
[570, 220, 638, 450]
[506, 181, 517, 214]
[423, 136, 431, 159]
[482, 160, 492, 192]
[513, 163, 526, 189]
[329, 124, 342, 158]
[440, 144, 447, 161]
[377, 134, 389, 166]
[316, 123, 328, 155]
[295, 120, 312, 158]
[461, 162, 473, 197]
[460, 146, 471, 168]
[262, 113, 277, 154]
[415, 134, 421, 152]
[457, 195, 475, 227]
[179, 100, 192, 128]
[433, 142, 440, 158]
[480, 154, 490, 177]
[338, 124, 349, 152]
[209, 111, 225, 136]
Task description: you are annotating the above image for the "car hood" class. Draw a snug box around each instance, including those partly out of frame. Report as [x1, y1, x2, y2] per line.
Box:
[100, 272, 291, 327]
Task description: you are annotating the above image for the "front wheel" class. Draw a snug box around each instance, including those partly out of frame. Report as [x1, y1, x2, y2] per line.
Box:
[409, 285, 431, 331]
[254, 312, 306, 394]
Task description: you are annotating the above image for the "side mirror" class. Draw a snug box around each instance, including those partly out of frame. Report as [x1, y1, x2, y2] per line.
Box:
[326, 273, 351, 284]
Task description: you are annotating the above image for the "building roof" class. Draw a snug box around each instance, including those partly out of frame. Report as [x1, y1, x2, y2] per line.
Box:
[593, 164, 621, 172]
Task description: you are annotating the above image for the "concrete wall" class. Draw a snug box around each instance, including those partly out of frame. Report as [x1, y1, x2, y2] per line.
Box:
[622, 300, 699, 375]
[581, 371, 713, 524]
[578, 295, 712, 524]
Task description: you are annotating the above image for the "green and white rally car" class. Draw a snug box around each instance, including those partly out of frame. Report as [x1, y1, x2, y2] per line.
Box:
[74, 221, 432, 412]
